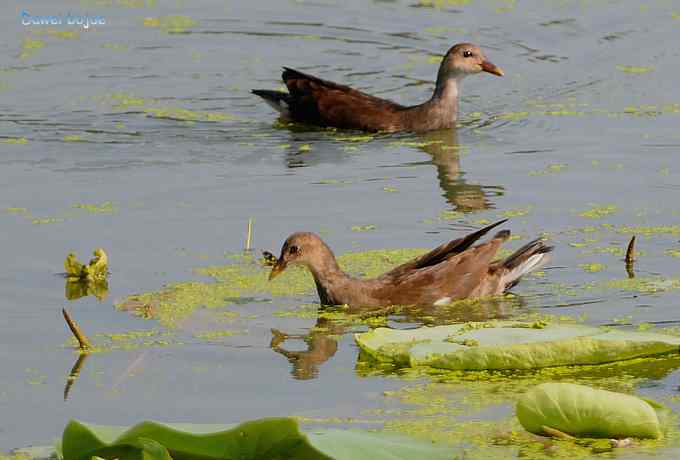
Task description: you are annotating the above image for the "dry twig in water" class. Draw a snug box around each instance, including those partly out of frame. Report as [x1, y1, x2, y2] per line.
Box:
[62, 308, 92, 351]
[625, 235, 636, 278]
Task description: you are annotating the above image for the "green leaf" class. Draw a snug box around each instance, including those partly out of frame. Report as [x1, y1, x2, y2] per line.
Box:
[59, 418, 455, 460]
[64, 248, 108, 282]
[516, 383, 664, 439]
[355, 321, 680, 370]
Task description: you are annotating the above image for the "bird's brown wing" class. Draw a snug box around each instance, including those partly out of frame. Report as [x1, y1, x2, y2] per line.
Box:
[373, 232, 508, 306]
[282, 67, 405, 131]
[380, 219, 508, 282]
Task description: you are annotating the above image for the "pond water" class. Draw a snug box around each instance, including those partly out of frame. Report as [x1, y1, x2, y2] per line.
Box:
[2, 0, 680, 457]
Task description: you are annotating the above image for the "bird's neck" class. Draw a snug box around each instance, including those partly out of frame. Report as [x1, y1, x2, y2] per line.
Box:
[305, 247, 350, 305]
[428, 73, 462, 121]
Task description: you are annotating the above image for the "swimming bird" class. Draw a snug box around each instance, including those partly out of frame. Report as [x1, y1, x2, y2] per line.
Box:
[252, 43, 503, 133]
[268, 220, 552, 307]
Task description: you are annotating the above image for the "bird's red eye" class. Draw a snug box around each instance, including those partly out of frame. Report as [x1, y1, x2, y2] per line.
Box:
[463, 50, 473, 58]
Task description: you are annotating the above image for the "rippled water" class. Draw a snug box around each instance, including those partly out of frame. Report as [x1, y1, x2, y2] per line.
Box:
[2, 0, 680, 454]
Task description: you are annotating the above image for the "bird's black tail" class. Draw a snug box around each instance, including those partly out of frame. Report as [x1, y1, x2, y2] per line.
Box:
[251, 90, 291, 116]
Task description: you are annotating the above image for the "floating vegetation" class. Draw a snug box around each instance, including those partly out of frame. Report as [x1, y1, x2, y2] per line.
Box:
[614, 225, 680, 236]
[666, 249, 680, 258]
[63, 135, 83, 142]
[315, 179, 353, 186]
[298, 144, 312, 152]
[351, 224, 377, 232]
[31, 217, 64, 225]
[144, 108, 238, 122]
[2, 137, 28, 145]
[65, 249, 109, 282]
[579, 263, 606, 273]
[193, 330, 243, 341]
[356, 320, 680, 371]
[57, 419, 454, 460]
[416, 0, 471, 8]
[578, 204, 618, 219]
[106, 92, 149, 109]
[372, 354, 680, 459]
[101, 42, 129, 51]
[19, 38, 45, 59]
[498, 111, 530, 121]
[499, 207, 532, 218]
[4, 207, 28, 214]
[528, 163, 567, 176]
[335, 134, 374, 143]
[617, 65, 654, 74]
[437, 210, 464, 221]
[68, 329, 178, 353]
[142, 15, 198, 33]
[517, 383, 664, 439]
[601, 277, 680, 294]
[382, 187, 399, 193]
[72, 201, 116, 214]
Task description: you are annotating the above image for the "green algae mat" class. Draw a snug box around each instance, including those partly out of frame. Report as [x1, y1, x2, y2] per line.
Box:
[355, 321, 680, 371]
[57, 418, 455, 460]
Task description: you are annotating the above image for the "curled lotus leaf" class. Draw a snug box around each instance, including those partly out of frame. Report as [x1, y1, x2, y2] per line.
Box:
[516, 383, 665, 439]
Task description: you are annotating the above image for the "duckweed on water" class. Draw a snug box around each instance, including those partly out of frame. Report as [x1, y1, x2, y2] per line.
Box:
[351, 224, 377, 232]
[142, 15, 197, 33]
[72, 201, 116, 214]
[499, 207, 532, 218]
[144, 108, 238, 122]
[578, 263, 606, 273]
[578, 204, 618, 219]
[19, 38, 45, 59]
[2, 137, 28, 145]
[617, 65, 654, 74]
[528, 163, 568, 176]
[65, 329, 178, 353]
[4, 207, 28, 214]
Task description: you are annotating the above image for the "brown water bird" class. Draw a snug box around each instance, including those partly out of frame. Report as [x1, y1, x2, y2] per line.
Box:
[252, 43, 503, 133]
[269, 220, 552, 307]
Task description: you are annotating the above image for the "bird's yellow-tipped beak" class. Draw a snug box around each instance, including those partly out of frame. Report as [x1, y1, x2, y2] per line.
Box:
[481, 60, 504, 77]
[268, 260, 287, 281]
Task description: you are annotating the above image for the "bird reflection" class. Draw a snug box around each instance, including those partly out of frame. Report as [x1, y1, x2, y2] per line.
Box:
[418, 128, 504, 213]
[276, 124, 504, 213]
[269, 296, 520, 380]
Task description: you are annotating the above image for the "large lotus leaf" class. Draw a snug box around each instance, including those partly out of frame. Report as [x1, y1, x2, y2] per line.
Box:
[355, 321, 680, 370]
[516, 383, 664, 439]
[59, 418, 455, 460]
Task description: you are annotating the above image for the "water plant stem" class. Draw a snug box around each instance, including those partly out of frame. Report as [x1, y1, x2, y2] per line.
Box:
[245, 218, 253, 251]
[62, 308, 92, 351]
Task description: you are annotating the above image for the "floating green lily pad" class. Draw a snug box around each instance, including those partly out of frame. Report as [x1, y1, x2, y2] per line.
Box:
[355, 321, 680, 371]
[57, 418, 455, 460]
[517, 383, 665, 439]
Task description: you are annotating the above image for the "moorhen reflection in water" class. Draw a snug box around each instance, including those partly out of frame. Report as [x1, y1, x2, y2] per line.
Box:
[418, 128, 504, 213]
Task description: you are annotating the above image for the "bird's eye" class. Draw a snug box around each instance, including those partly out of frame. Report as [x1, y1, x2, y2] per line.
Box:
[463, 50, 473, 58]
[288, 245, 299, 255]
